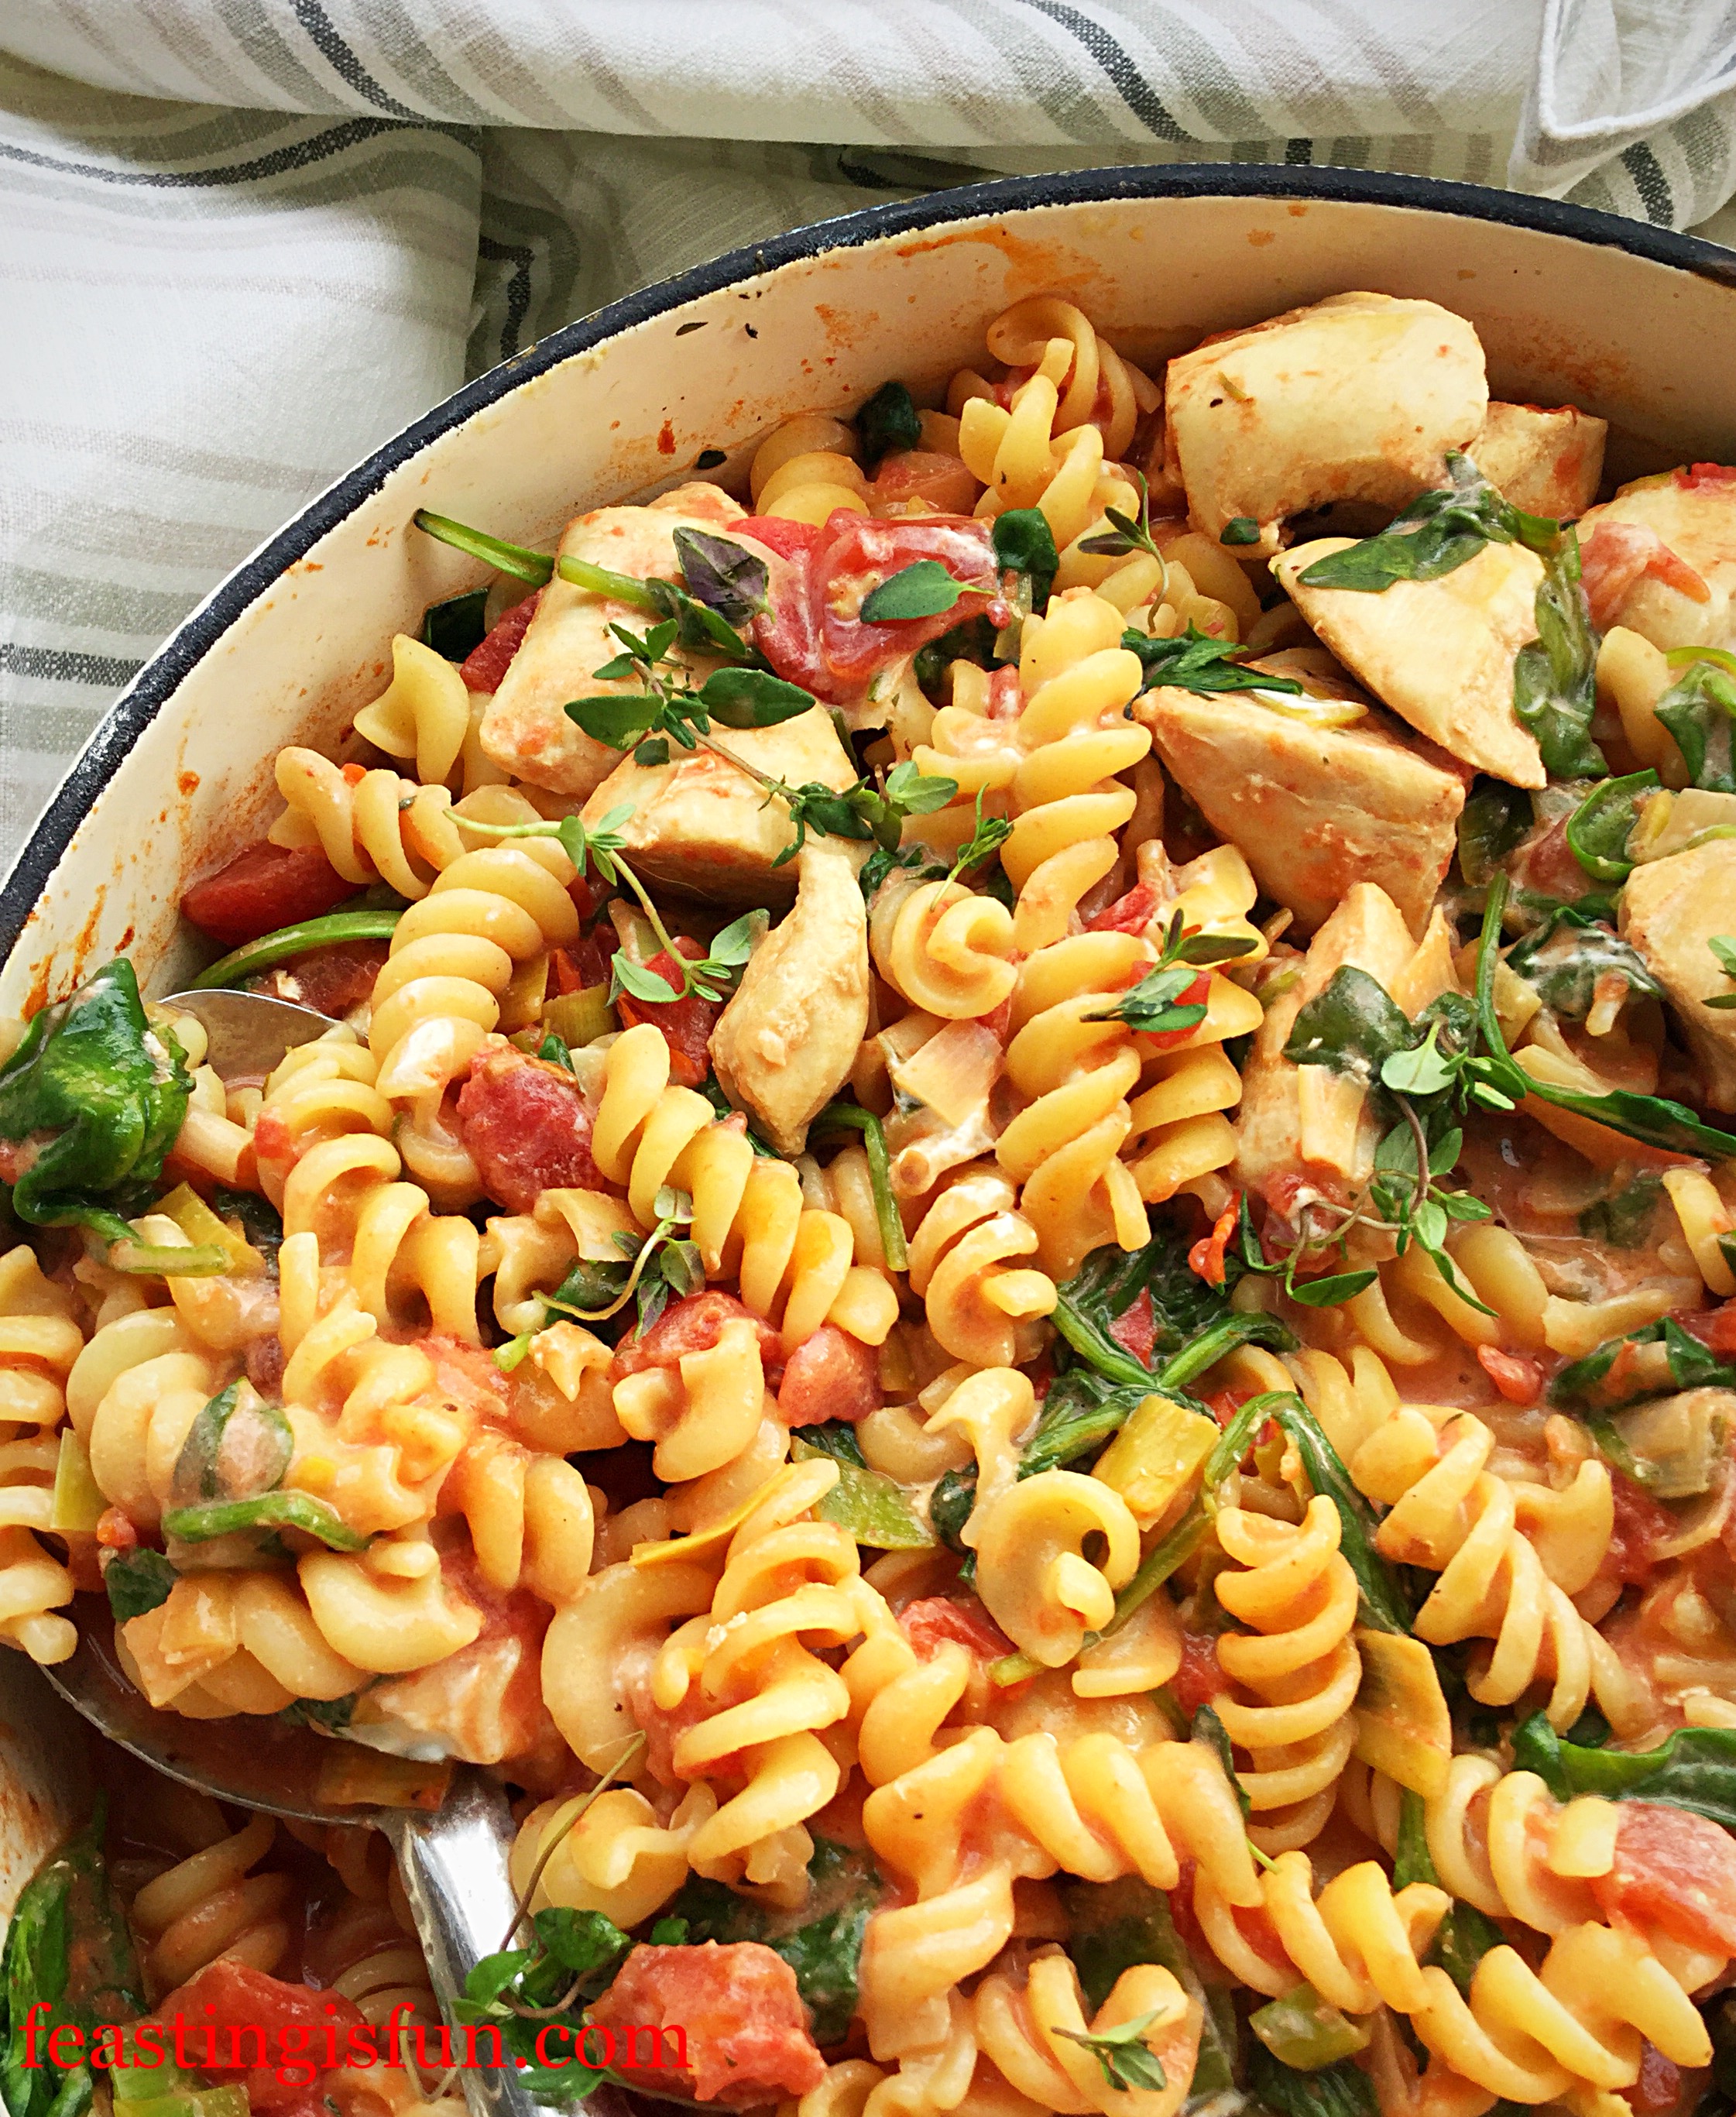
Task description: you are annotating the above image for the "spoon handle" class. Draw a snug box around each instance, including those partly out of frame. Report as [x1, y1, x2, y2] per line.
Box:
[379, 1772, 568, 2117]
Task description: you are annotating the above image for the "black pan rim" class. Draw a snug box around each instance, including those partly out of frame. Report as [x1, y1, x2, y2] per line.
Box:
[4, 158, 1731, 962]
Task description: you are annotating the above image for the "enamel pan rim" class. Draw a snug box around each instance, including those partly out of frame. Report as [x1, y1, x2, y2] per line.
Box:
[3, 160, 1731, 960]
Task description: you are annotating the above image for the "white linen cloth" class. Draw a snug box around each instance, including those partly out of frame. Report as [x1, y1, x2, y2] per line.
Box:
[4, 0, 1735, 865]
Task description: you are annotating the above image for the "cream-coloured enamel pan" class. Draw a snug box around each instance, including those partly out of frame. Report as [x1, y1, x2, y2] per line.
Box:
[2, 165, 1734, 1014]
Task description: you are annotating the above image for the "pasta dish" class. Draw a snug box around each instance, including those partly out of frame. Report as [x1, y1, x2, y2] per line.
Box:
[4, 287, 1736, 2117]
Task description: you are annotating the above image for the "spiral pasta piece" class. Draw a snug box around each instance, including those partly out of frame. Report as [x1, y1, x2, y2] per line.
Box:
[973, 1951, 1199, 2117]
[511, 1783, 715, 1930]
[352, 633, 499, 793]
[904, 1165, 1056, 1367]
[1212, 1496, 1364, 1850]
[0, 1246, 83, 1662]
[269, 747, 468, 898]
[129, 1811, 292, 1998]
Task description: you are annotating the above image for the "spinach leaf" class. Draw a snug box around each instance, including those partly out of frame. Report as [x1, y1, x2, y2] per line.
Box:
[1062, 1879, 1238, 2100]
[420, 585, 489, 663]
[1269, 1398, 1412, 1635]
[1297, 453, 1556, 594]
[1051, 1226, 1272, 1388]
[280, 1692, 358, 1734]
[455, 1904, 631, 2099]
[1283, 966, 1414, 1087]
[102, 1549, 177, 1622]
[1474, 877, 1736, 1161]
[665, 1839, 880, 2045]
[1192, 1704, 1251, 1820]
[928, 1466, 979, 1553]
[162, 1491, 368, 1551]
[1657, 658, 1736, 793]
[913, 615, 999, 697]
[1565, 769, 1659, 883]
[1512, 530, 1605, 781]
[1122, 625, 1302, 697]
[1513, 1712, 1736, 1829]
[1504, 907, 1663, 1021]
[0, 962, 193, 1247]
[1247, 2043, 1377, 2117]
[1458, 779, 1532, 888]
[1, 1804, 144, 2117]
[991, 509, 1059, 605]
[1021, 1370, 1150, 1478]
[856, 380, 922, 468]
[1391, 1791, 1504, 1997]
[1577, 1170, 1665, 1249]
[170, 1384, 292, 1510]
[1549, 1313, 1731, 1412]
[788, 1423, 867, 1469]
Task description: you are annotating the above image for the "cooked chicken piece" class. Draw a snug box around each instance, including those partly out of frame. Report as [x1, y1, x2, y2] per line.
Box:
[711, 839, 870, 1155]
[1137, 657, 1465, 938]
[1621, 839, 1736, 1110]
[1576, 468, 1736, 651]
[1237, 884, 1455, 1203]
[578, 706, 857, 908]
[1274, 537, 1546, 787]
[1471, 402, 1606, 520]
[481, 482, 747, 798]
[1165, 293, 1486, 555]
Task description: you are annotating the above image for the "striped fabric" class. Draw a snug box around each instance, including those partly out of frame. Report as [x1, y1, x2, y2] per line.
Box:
[2, 0, 1734, 866]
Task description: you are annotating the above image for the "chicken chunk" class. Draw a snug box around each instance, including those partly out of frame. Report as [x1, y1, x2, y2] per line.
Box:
[480, 483, 747, 798]
[1274, 537, 1546, 787]
[1165, 293, 1487, 555]
[578, 707, 857, 908]
[1236, 884, 1456, 1203]
[1621, 839, 1736, 1110]
[710, 839, 870, 1157]
[1471, 402, 1607, 520]
[1137, 660, 1465, 937]
[1577, 467, 1736, 650]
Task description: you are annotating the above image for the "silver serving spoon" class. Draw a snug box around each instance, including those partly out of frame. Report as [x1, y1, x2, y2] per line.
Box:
[47, 986, 633, 2117]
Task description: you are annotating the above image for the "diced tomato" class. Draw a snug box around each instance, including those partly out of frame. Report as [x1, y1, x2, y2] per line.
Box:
[1108, 1289, 1156, 1367]
[1581, 521, 1710, 630]
[1674, 462, 1736, 490]
[985, 664, 1023, 718]
[1230, 1895, 1294, 1975]
[611, 1290, 779, 1380]
[153, 1961, 364, 2116]
[458, 588, 540, 693]
[1590, 1802, 1736, 1955]
[588, 1942, 825, 2102]
[1624, 2045, 1682, 2116]
[455, 1043, 604, 1213]
[751, 510, 1000, 703]
[777, 1323, 880, 1425]
[1089, 881, 1159, 935]
[1683, 1299, 1736, 1356]
[734, 516, 822, 561]
[1600, 1474, 1673, 1587]
[1189, 1193, 1240, 1290]
[94, 1508, 136, 1551]
[613, 943, 719, 1088]
[868, 450, 980, 516]
[180, 841, 354, 950]
[901, 1596, 1016, 1666]
[1477, 1344, 1543, 1405]
[1171, 1631, 1230, 1715]
[262, 938, 388, 1018]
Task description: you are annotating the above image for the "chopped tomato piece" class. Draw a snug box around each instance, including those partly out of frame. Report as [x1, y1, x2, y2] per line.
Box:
[458, 588, 540, 692]
[181, 841, 353, 950]
[734, 515, 822, 561]
[613, 942, 719, 1087]
[1107, 1289, 1156, 1367]
[1171, 1630, 1230, 1715]
[901, 1595, 1015, 1666]
[1606, 1472, 1674, 1587]
[262, 938, 388, 1018]
[1590, 1802, 1736, 1955]
[1143, 969, 1213, 1052]
[94, 1508, 136, 1551]
[153, 1961, 363, 2115]
[1189, 1193, 1240, 1290]
[1674, 462, 1736, 490]
[455, 1043, 603, 1213]
[1089, 881, 1159, 935]
[777, 1323, 879, 1425]
[751, 510, 1000, 703]
[1683, 1299, 1736, 1357]
[612, 1290, 779, 1380]
[1581, 521, 1710, 630]
[588, 1942, 825, 2103]
[1624, 2045, 1681, 2116]
[868, 450, 980, 516]
[547, 946, 585, 997]
[1477, 1344, 1543, 1405]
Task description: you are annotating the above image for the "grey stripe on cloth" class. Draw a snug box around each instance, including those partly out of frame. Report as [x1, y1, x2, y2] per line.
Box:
[3, 0, 1736, 872]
